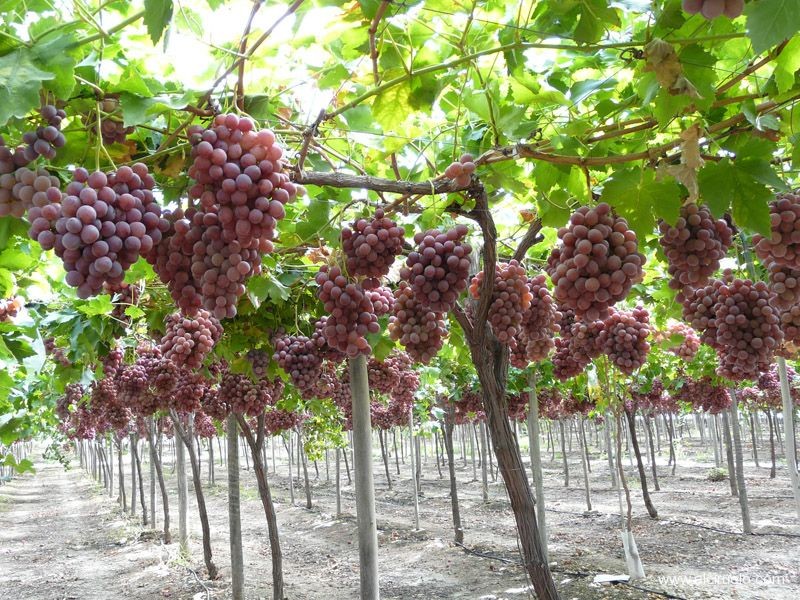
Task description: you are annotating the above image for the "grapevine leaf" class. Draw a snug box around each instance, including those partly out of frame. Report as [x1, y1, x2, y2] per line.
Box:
[76, 295, 114, 317]
[600, 168, 682, 237]
[745, 0, 800, 54]
[0, 50, 54, 125]
[124, 305, 146, 319]
[143, 0, 174, 45]
[0, 248, 35, 270]
[0, 217, 30, 252]
[774, 37, 800, 93]
[372, 83, 412, 132]
[535, 190, 572, 228]
[697, 159, 773, 236]
[29, 34, 78, 98]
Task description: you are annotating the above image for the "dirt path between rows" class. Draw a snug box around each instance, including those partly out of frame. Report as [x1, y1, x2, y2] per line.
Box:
[1, 435, 799, 600]
[0, 458, 186, 600]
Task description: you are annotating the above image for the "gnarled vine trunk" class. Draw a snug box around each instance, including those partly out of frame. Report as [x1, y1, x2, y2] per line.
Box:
[471, 338, 558, 600]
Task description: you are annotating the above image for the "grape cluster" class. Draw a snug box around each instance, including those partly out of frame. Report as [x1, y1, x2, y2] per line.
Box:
[91, 377, 130, 431]
[117, 364, 147, 406]
[400, 224, 472, 313]
[757, 364, 800, 408]
[552, 336, 589, 380]
[273, 333, 323, 395]
[45, 337, 71, 367]
[469, 260, 532, 344]
[315, 265, 379, 357]
[767, 262, 800, 310]
[655, 322, 701, 360]
[102, 345, 124, 379]
[523, 336, 556, 364]
[0, 136, 26, 174]
[367, 357, 401, 394]
[506, 393, 529, 422]
[136, 353, 180, 395]
[146, 116, 300, 319]
[57, 383, 85, 419]
[41, 105, 67, 128]
[246, 349, 270, 379]
[753, 192, 800, 270]
[169, 370, 207, 414]
[714, 278, 782, 380]
[311, 316, 346, 363]
[0, 165, 61, 219]
[658, 203, 732, 291]
[444, 153, 476, 188]
[0, 296, 23, 321]
[388, 281, 447, 364]
[31, 164, 164, 298]
[547, 203, 645, 321]
[159, 309, 223, 369]
[264, 409, 301, 436]
[523, 282, 560, 337]
[454, 390, 484, 424]
[187, 116, 298, 248]
[341, 208, 404, 287]
[778, 305, 800, 350]
[220, 372, 275, 416]
[569, 318, 605, 363]
[202, 386, 229, 421]
[679, 278, 726, 348]
[676, 377, 731, 414]
[194, 411, 217, 438]
[596, 306, 651, 375]
[21, 107, 67, 161]
[97, 97, 134, 145]
[367, 286, 395, 316]
[682, 0, 744, 19]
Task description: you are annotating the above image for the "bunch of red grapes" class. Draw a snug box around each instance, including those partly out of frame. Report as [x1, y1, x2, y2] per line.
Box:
[341, 208, 404, 288]
[547, 203, 644, 321]
[388, 281, 447, 364]
[400, 224, 472, 313]
[0, 296, 23, 321]
[469, 259, 532, 345]
[31, 164, 165, 298]
[682, 0, 744, 19]
[315, 265, 379, 357]
[658, 203, 732, 292]
[443, 153, 477, 188]
[159, 309, 223, 370]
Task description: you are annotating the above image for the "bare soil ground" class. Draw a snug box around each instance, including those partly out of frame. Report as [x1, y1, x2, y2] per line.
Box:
[1, 428, 798, 600]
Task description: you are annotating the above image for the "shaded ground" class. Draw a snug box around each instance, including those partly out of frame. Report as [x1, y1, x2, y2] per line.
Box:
[1, 427, 799, 600]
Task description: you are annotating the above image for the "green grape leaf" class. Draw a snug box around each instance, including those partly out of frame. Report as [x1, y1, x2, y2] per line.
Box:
[746, 0, 800, 54]
[600, 168, 682, 238]
[144, 0, 174, 45]
[774, 37, 800, 93]
[0, 50, 54, 125]
[76, 295, 114, 317]
[698, 158, 773, 236]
